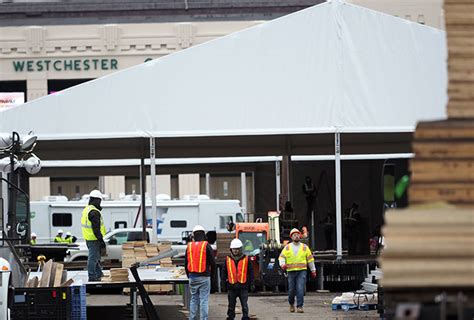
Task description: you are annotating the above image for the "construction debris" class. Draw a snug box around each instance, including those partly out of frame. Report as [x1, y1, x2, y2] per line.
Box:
[24, 259, 74, 288]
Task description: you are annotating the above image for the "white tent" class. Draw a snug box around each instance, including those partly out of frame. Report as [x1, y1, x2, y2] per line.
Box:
[0, 1, 446, 139]
[0, 1, 447, 254]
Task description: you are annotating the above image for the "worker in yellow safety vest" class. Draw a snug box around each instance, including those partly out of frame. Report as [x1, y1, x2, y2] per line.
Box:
[278, 228, 317, 314]
[54, 230, 64, 243]
[30, 232, 37, 245]
[64, 231, 77, 244]
[81, 189, 107, 282]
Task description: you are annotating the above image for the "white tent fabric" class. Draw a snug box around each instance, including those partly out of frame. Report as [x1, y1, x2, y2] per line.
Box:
[0, 1, 447, 140]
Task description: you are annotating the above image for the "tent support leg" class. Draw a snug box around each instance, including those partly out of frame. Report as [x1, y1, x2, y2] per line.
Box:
[335, 131, 342, 259]
[150, 137, 157, 244]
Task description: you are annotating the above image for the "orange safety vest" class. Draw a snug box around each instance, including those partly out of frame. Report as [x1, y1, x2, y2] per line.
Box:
[226, 256, 249, 284]
[187, 241, 208, 273]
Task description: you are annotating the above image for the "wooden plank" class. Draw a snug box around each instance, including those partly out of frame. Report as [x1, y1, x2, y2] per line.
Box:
[409, 182, 474, 203]
[49, 262, 58, 287]
[412, 142, 474, 159]
[410, 159, 474, 182]
[39, 259, 53, 288]
[53, 263, 64, 287]
[60, 279, 74, 287]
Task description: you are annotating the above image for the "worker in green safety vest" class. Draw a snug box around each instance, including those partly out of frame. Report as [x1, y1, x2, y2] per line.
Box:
[81, 189, 107, 282]
[54, 230, 64, 243]
[30, 232, 37, 245]
[64, 231, 77, 244]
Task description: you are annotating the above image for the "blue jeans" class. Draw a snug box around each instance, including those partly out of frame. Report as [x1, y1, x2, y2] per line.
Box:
[287, 270, 307, 308]
[86, 240, 103, 281]
[189, 276, 211, 320]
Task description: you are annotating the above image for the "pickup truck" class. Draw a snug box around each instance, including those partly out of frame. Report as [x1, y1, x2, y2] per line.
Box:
[65, 227, 216, 262]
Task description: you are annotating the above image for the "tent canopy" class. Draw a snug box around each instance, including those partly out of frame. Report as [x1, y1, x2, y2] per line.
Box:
[0, 1, 446, 160]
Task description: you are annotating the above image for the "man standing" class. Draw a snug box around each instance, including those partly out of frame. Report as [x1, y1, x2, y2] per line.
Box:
[54, 229, 64, 243]
[279, 228, 317, 313]
[222, 238, 254, 320]
[185, 225, 216, 320]
[81, 190, 106, 282]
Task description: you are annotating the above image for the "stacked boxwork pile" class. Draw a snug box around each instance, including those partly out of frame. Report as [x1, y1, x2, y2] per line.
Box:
[215, 233, 235, 264]
[445, 0, 474, 118]
[381, 207, 474, 288]
[121, 241, 174, 293]
[381, 3, 474, 316]
[409, 0, 474, 206]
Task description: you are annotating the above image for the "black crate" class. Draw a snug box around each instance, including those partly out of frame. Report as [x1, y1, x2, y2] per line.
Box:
[11, 286, 86, 320]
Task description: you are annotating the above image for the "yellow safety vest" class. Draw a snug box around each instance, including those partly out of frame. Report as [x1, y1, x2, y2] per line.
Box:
[64, 237, 73, 244]
[81, 205, 106, 241]
[30, 239, 37, 245]
[54, 236, 64, 243]
[279, 243, 314, 272]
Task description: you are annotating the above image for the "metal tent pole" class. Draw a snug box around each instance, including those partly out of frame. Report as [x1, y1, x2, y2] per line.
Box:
[150, 137, 157, 244]
[335, 131, 342, 259]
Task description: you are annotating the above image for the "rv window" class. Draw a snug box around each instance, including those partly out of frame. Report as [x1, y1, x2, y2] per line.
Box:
[114, 221, 127, 229]
[52, 213, 72, 227]
[236, 213, 244, 223]
[170, 221, 187, 228]
[219, 216, 233, 229]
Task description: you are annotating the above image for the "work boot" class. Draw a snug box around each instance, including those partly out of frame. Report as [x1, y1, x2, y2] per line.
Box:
[297, 307, 304, 313]
[289, 305, 295, 313]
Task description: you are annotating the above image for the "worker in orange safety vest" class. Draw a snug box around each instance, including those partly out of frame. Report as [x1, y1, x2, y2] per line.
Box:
[278, 228, 316, 313]
[222, 238, 254, 320]
[184, 225, 216, 320]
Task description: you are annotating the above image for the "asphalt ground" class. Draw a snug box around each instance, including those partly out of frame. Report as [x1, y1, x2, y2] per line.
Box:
[87, 292, 380, 320]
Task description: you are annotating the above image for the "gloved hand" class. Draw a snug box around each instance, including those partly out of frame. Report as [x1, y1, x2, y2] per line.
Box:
[310, 271, 317, 279]
[99, 239, 107, 256]
[250, 283, 256, 293]
[99, 239, 106, 248]
[281, 264, 287, 272]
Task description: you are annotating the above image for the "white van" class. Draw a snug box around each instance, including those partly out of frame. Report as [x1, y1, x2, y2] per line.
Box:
[30, 195, 244, 244]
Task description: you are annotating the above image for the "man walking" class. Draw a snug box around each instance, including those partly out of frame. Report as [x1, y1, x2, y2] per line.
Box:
[279, 228, 317, 313]
[81, 190, 106, 282]
[185, 225, 216, 320]
[222, 238, 254, 320]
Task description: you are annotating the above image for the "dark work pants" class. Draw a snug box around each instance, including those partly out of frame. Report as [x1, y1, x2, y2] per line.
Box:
[227, 288, 249, 320]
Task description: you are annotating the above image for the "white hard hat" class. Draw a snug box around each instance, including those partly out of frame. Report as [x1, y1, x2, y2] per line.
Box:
[290, 228, 301, 237]
[0, 257, 10, 271]
[66, 232, 71, 236]
[31, 232, 37, 238]
[58, 229, 64, 234]
[230, 238, 243, 249]
[192, 225, 205, 233]
[89, 189, 104, 200]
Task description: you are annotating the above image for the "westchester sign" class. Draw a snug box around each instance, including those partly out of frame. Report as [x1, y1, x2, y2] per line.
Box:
[12, 58, 119, 72]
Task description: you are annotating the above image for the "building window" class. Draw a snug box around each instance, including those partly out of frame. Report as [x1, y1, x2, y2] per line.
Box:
[52, 213, 72, 227]
[170, 220, 187, 228]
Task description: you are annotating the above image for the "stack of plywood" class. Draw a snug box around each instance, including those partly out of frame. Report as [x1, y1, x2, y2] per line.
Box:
[409, 0, 474, 207]
[409, 119, 474, 206]
[216, 233, 235, 264]
[121, 241, 174, 294]
[109, 268, 130, 282]
[444, 0, 474, 118]
[381, 207, 474, 288]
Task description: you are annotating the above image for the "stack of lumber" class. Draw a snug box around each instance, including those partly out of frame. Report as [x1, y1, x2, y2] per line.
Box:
[121, 241, 175, 294]
[109, 268, 130, 282]
[380, 207, 474, 288]
[25, 259, 73, 288]
[216, 232, 235, 264]
[444, 0, 474, 118]
[409, 0, 474, 206]
[409, 119, 474, 206]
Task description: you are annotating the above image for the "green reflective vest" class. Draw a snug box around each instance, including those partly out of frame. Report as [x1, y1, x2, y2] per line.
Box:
[64, 237, 73, 244]
[30, 239, 37, 245]
[81, 205, 106, 241]
[54, 236, 64, 243]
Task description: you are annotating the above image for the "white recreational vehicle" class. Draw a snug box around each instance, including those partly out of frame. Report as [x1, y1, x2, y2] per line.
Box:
[30, 195, 244, 244]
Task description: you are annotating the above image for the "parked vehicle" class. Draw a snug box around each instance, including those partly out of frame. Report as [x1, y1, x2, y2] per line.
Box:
[30, 195, 244, 244]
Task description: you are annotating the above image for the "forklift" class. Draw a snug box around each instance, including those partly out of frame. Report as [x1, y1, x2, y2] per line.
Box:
[234, 211, 285, 290]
